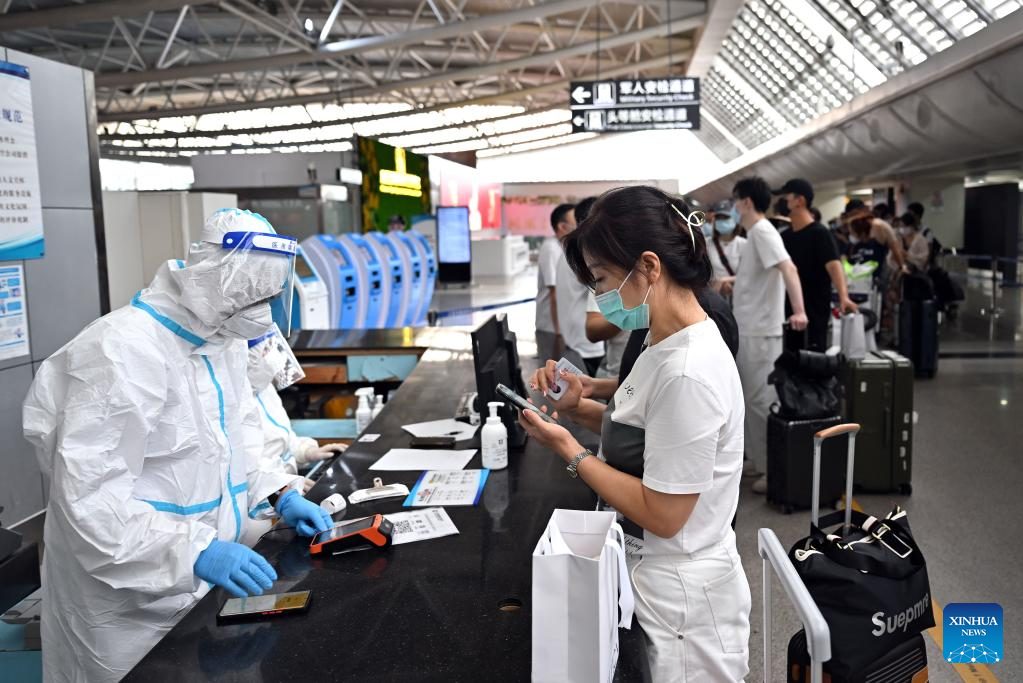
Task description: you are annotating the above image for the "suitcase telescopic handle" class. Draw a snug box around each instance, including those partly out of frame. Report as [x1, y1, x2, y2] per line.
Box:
[812, 423, 860, 529]
[758, 528, 831, 683]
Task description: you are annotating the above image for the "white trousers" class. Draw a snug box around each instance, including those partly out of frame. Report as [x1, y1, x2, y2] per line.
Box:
[627, 533, 751, 682]
[737, 334, 783, 474]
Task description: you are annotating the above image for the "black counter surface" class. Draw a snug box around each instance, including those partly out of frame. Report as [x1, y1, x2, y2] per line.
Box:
[125, 328, 647, 682]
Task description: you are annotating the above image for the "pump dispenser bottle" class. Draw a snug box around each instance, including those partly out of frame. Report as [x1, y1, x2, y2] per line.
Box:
[372, 395, 385, 419]
[355, 388, 374, 434]
[481, 401, 508, 470]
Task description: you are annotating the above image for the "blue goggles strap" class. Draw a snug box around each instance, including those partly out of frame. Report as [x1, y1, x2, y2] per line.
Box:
[221, 231, 297, 256]
[247, 330, 275, 348]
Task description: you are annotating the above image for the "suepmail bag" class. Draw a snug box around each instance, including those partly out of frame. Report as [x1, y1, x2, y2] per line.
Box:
[789, 506, 935, 679]
[532, 509, 634, 683]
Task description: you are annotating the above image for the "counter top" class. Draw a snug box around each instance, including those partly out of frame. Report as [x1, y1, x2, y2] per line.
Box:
[288, 327, 464, 354]
[125, 330, 646, 682]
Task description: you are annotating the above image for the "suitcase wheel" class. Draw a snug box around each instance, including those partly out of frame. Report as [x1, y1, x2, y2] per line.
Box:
[899, 483, 913, 495]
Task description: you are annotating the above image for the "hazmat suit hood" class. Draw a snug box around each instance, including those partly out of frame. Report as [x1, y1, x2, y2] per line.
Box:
[137, 209, 289, 346]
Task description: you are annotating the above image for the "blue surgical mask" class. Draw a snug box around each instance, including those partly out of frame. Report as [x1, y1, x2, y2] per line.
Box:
[595, 269, 651, 331]
[729, 204, 741, 226]
[701, 222, 713, 237]
[714, 218, 736, 235]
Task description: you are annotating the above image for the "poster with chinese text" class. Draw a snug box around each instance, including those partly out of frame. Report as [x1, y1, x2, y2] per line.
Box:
[0, 61, 43, 260]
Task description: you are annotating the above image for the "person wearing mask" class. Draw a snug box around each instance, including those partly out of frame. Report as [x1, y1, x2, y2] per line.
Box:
[522, 186, 750, 681]
[576, 196, 629, 379]
[731, 177, 808, 494]
[706, 199, 746, 297]
[248, 328, 347, 485]
[22, 209, 333, 682]
[774, 178, 857, 350]
[900, 212, 931, 271]
[535, 203, 575, 362]
[554, 201, 605, 375]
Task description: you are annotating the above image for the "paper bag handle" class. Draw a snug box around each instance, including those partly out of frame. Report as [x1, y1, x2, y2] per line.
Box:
[606, 523, 634, 628]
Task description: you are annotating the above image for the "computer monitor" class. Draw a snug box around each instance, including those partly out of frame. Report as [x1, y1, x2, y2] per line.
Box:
[471, 314, 528, 449]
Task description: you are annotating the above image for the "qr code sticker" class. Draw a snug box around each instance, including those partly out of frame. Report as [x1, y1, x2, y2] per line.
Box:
[392, 520, 413, 535]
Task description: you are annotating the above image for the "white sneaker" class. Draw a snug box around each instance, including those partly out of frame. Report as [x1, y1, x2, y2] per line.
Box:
[752, 475, 768, 494]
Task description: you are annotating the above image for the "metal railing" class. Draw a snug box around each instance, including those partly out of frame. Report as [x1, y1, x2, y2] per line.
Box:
[759, 528, 832, 683]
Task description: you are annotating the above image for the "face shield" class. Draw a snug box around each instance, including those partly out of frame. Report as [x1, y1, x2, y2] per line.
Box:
[248, 323, 306, 391]
[219, 230, 298, 337]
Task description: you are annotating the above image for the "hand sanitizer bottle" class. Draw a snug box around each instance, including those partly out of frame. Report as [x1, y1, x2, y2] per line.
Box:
[372, 394, 385, 419]
[355, 388, 374, 434]
[481, 401, 508, 470]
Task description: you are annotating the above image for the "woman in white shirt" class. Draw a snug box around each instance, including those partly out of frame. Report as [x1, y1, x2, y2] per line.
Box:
[522, 186, 751, 682]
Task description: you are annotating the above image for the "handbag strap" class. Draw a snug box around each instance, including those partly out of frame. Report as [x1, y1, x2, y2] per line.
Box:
[712, 233, 735, 276]
[809, 512, 924, 576]
[606, 523, 635, 628]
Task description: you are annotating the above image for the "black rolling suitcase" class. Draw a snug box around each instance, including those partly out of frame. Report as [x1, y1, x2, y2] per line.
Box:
[767, 413, 845, 513]
[842, 351, 914, 494]
[898, 299, 939, 379]
[787, 630, 929, 682]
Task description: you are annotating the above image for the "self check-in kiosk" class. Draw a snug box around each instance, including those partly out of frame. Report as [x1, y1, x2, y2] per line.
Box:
[409, 231, 436, 326]
[365, 232, 407, 328]
[290, 246, 330, 330]
[389, 231, 423, 326]
[301, 235, 361, 329]
[338, 233, 385, 328]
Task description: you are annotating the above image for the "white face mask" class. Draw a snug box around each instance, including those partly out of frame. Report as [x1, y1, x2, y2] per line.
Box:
[221, 301, 273, 340]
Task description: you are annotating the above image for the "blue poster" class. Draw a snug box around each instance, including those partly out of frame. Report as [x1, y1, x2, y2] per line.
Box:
[0, 61, 43, 260]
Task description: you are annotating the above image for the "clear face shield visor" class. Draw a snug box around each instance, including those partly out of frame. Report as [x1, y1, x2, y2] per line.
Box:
[220, 231, 298, 337]
[248, 323, 306, 390]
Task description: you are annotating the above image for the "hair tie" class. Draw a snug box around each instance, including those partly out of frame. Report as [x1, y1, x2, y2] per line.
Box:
[668, 203, 704, 250]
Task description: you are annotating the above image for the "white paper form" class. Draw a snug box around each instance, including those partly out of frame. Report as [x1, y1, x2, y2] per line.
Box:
[401, 418, 478, 441]
[403, 469, 490, 507]
[369, 449, 476, 471]
[384, 508, 459, 545]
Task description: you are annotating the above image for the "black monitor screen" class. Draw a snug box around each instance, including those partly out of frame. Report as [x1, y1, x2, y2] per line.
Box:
[471, 314, 527, 449]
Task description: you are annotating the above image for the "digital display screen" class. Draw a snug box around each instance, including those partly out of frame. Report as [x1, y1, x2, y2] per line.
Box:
[219, 591, 310, 617]
[331, 250, 348, 267]
[313, 517, 376, 545]
[359, 246, 374, 261]
[295, 255, 315, 279]
[437, 207, 471, 264]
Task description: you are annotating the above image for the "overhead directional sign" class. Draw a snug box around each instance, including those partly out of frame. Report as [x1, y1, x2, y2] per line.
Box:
[568, 77, 701, 133]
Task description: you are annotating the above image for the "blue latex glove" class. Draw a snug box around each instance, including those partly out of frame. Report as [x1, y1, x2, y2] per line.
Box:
[276, 489, 332, 537]
[194, 540, 277, 598]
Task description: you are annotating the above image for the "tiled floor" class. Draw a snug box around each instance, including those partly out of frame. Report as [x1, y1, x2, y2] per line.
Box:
[453, 266, 1022, 682]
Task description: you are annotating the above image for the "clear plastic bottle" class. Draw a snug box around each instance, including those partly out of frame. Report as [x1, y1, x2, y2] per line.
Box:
[355, 388, 374, 434]
[481, 401, 508, 470]
[372, 394, 385, 419]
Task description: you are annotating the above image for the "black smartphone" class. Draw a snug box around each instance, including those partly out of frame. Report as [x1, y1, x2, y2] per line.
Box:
[409, 435, 456, 448]
[495, 383, 558, 424]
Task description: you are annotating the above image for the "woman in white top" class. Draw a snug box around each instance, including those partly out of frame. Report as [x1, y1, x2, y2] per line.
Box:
[522, 186, 751, 682]
[899, 212, 931, 271]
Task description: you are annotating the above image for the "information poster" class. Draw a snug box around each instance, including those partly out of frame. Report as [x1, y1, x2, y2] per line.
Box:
[0, 264, 29, 360]
[0, 61, 43, 260]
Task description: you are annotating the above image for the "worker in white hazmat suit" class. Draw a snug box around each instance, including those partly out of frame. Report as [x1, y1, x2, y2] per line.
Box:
[240, 325, 347, 545]
[22, 209, 333, 683]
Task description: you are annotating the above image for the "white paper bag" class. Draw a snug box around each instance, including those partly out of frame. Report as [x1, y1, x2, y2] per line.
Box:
[531, 509, 634, 683]
[840, 312, 868, 361]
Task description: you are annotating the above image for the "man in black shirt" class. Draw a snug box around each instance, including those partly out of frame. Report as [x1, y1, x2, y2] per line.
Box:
[773, 179, 857, 351]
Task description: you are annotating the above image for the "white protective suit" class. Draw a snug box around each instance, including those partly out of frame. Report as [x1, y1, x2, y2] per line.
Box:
[254, 384, 320, 476]
[22, 209, 302, 683]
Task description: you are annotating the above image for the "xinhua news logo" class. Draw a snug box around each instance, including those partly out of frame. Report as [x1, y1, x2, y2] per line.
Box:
[944, 603, 1002, 664]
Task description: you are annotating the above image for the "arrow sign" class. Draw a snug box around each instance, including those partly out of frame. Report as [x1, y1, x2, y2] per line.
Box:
[571, 85, 591, 104]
